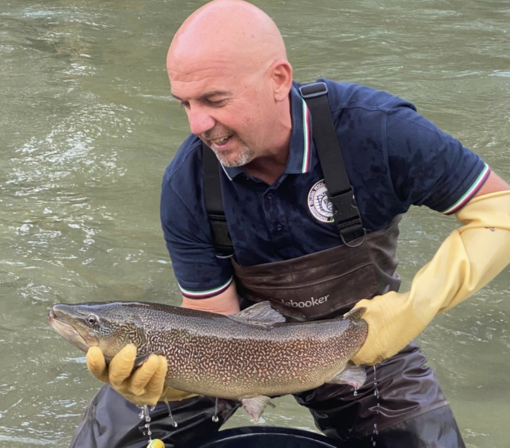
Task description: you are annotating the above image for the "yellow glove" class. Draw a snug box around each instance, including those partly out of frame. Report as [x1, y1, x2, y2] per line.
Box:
[86, 344, 196, 406]
[352, 190, 510, 366]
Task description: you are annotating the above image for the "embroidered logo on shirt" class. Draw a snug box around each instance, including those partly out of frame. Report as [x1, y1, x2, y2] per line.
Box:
[308, 179, 334, 223]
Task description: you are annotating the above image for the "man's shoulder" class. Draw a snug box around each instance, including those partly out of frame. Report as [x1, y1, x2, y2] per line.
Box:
[316, 78, 416, 114]
[163, 134, 202, 186]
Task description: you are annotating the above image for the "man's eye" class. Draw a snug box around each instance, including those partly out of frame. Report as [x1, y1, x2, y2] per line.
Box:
[207, 99, 227, 107]
[179, 102, 190, 109]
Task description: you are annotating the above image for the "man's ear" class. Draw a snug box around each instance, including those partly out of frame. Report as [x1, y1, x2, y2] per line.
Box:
[269, 60, 293, 102]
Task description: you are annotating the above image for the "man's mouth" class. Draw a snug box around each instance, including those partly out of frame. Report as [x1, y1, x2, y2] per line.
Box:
[210, 135, 230, 144]
[208, 134, 232, 149]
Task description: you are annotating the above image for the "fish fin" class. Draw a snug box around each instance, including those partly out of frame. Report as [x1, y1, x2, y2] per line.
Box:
[228, 302, 286, 328]
[327, 363, 367, 388]
[134, 350, 164, 367]
[343, 307, 366, 322]
[241, 396, 275, 423]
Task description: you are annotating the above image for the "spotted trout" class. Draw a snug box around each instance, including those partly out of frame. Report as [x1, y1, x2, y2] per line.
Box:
[48, 301, 368, 421]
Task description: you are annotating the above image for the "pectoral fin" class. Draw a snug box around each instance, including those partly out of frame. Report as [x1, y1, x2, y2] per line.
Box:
[134, 350, 165, 367]
[241, 395, 275, 422]
[327, 363, 367, 389]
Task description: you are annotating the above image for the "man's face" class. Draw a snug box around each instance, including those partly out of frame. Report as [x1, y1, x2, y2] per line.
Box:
[169, 59, 276, 167]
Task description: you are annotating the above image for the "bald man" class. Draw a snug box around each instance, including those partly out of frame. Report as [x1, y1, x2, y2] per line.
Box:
[71, 1, 510, 447]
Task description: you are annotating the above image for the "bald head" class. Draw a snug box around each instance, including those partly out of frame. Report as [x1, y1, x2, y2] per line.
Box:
[167, 0, 287, 78]
[166, 1, 294, 171]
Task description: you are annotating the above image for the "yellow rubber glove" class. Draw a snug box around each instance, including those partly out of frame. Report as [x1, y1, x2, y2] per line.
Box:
[352, 190, 510, 366]
[86, 344, 196, 406]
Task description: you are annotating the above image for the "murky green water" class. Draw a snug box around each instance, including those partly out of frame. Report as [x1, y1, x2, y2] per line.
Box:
[1, 0, 509, 446]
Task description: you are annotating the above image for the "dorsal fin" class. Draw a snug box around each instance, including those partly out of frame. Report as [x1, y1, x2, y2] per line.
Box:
[343, 307, 366, 322]
[227, 302, 286, 328]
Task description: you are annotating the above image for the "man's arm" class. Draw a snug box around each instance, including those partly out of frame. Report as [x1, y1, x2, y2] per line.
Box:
[352, 169, 510, 366]
[181, 281, 240, 315]
[475, 170, 510, 197]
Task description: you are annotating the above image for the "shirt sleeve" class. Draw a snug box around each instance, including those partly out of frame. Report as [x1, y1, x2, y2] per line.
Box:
[160, 176, 234, 299]
[384, 104, 489, 214]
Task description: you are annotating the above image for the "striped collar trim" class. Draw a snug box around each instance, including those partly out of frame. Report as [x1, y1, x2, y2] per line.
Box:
[282, 85, 314, 175]
[441, 163, 491, 215]
[179, 276, 233, 299]
[300, 98, 312, 173]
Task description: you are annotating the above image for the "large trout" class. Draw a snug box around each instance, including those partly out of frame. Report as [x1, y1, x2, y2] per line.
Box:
[48, 301, 368, 421]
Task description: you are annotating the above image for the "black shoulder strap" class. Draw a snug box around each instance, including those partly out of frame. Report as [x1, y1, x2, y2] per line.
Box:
[202, 143, 234, 258]
[299, 82, 366, 246]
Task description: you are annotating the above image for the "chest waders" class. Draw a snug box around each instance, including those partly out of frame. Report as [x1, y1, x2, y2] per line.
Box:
[68, 83, 465, 448]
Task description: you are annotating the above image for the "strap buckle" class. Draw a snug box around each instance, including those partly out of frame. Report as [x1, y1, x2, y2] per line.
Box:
[329, 188, 367, 247]
[329, 188, 360, 222]
[299, 82, 328, 99]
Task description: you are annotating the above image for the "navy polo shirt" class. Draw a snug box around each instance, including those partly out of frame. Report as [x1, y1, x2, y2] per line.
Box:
[161, 79, 489, 299]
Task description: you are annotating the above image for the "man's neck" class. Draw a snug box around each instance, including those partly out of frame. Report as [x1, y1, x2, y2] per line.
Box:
[242, 95, 293, 185]
[243, 148, 289, 185]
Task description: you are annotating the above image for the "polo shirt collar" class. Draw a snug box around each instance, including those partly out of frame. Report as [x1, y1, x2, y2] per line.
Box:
[223, 82, 313, 180]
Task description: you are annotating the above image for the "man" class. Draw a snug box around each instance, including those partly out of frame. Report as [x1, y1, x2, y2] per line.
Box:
[72, 1, 510, 447]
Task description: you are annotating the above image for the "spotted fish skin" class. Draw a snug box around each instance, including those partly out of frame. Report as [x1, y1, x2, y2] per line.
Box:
[48, 301, 368, 400]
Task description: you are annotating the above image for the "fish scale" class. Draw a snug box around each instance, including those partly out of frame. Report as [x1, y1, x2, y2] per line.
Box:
[48, 300, 368, 420]
[165, 328, 356, 396]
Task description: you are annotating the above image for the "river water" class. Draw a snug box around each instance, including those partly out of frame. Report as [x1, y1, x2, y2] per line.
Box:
[1, 0, 509, 446]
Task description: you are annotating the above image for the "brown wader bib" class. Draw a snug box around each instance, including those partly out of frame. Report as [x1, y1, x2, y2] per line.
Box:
[232, 216, 402, 321]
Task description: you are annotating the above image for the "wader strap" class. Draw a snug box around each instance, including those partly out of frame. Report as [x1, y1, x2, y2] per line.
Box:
[202, 144, 234, 258]
[299, 82, 366, 245]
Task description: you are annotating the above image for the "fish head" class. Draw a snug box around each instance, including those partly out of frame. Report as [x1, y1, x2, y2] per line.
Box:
[48, 302, 147, 360]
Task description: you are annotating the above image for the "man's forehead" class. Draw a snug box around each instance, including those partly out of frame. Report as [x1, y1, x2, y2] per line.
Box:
[170, 89, 233, 101]
[167, 25, 272, 85]
[168, 58, 249, 100]
[168, 51, 239, 82]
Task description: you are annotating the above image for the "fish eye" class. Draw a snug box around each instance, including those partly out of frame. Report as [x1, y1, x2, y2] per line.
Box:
[86, 314, 99, 326]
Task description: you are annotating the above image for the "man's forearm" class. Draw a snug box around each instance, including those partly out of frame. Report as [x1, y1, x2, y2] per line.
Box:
[352, 188, 510, 365]
[181, 282, 240, 315]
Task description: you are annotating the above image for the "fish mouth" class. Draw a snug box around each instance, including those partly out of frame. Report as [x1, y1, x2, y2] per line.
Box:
[48, 309, 93, 353]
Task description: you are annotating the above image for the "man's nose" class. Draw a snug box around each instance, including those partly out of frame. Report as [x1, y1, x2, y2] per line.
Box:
[187, 106, 215, 136]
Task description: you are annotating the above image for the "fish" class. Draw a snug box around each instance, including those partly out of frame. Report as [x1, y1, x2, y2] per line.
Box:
[48, 301, 368, 421]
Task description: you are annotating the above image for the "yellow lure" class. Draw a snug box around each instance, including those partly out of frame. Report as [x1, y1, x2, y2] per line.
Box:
[147, 439, 165, 448]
